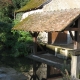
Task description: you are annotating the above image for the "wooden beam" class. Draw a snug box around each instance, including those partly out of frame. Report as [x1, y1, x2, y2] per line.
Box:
[65, 28, 80, 31]
[29, 32, 39, 37]
[69, 31, 75, 40]
[68, 49, 80, 56]
[28, 54, 70, 71]
[37, 42, 45, 52]
[41, 43, 73, 58]
[41, 43, 80, 58]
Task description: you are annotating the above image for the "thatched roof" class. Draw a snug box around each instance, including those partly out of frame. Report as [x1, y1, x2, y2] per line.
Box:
[15, 0, 80, 13]
[43, 0, 80, 11]
[13, 8, 80, 32]
[15, 0, 47, 13]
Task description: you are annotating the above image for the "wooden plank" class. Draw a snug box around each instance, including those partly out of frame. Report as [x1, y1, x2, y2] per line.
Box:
[65, 28, 80, 31]
[28, 54, 70, 71]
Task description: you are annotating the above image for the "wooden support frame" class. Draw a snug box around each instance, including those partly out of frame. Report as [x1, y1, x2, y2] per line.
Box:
[65, 28, 80, 31]
[28, 17, 80, 80]
[29, 32, 39, 80]
[37, 42, 45, 53]
[71, 56, 80, 79]
[69, 31, 75, 41]
[30, 32, 39, 54]
[73, 19, 80, 49]
[71, 18, 80, 79]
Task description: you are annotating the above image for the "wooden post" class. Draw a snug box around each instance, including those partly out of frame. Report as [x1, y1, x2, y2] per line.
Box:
[30, 32, 39, 80]
[71, 56, 80, 79]
[33, 35, 37, 80]
[33, 37, 37, 55]
[73, 19, 80, 49]
[71, 18, 80, 79]
[47, 32, 51, 78]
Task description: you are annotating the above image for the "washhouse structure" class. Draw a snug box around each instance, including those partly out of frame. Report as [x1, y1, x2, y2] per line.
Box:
[13, 0, 80, 80]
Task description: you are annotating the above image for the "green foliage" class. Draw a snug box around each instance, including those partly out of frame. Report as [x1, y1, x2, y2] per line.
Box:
[20, 0, 30, 7]
[61, 61, 71, 80]
[11, 31, 32, 57]
[62, 69, 71, 80]
[0, 5, 14, 23]
[0, 22, 12, 52]
[0, 0, 33, 57]
[0, 22, 32, 57]
[12, 0, 30, 10]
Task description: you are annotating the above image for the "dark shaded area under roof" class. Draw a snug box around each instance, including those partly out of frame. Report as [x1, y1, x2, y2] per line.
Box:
[13, 8, 80, 32]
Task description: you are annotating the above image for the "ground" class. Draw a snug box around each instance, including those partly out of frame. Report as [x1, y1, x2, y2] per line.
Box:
[0, 67, 28, 80]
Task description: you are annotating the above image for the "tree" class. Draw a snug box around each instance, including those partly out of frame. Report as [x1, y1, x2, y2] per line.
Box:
[12, 0, 30, 10]
[0, 5, 14, 23]
[0, 0, 14, 23]
[0, 0, 32, 57]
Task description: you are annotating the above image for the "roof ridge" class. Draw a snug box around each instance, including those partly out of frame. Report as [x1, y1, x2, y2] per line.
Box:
[31, 8, 80, 15]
